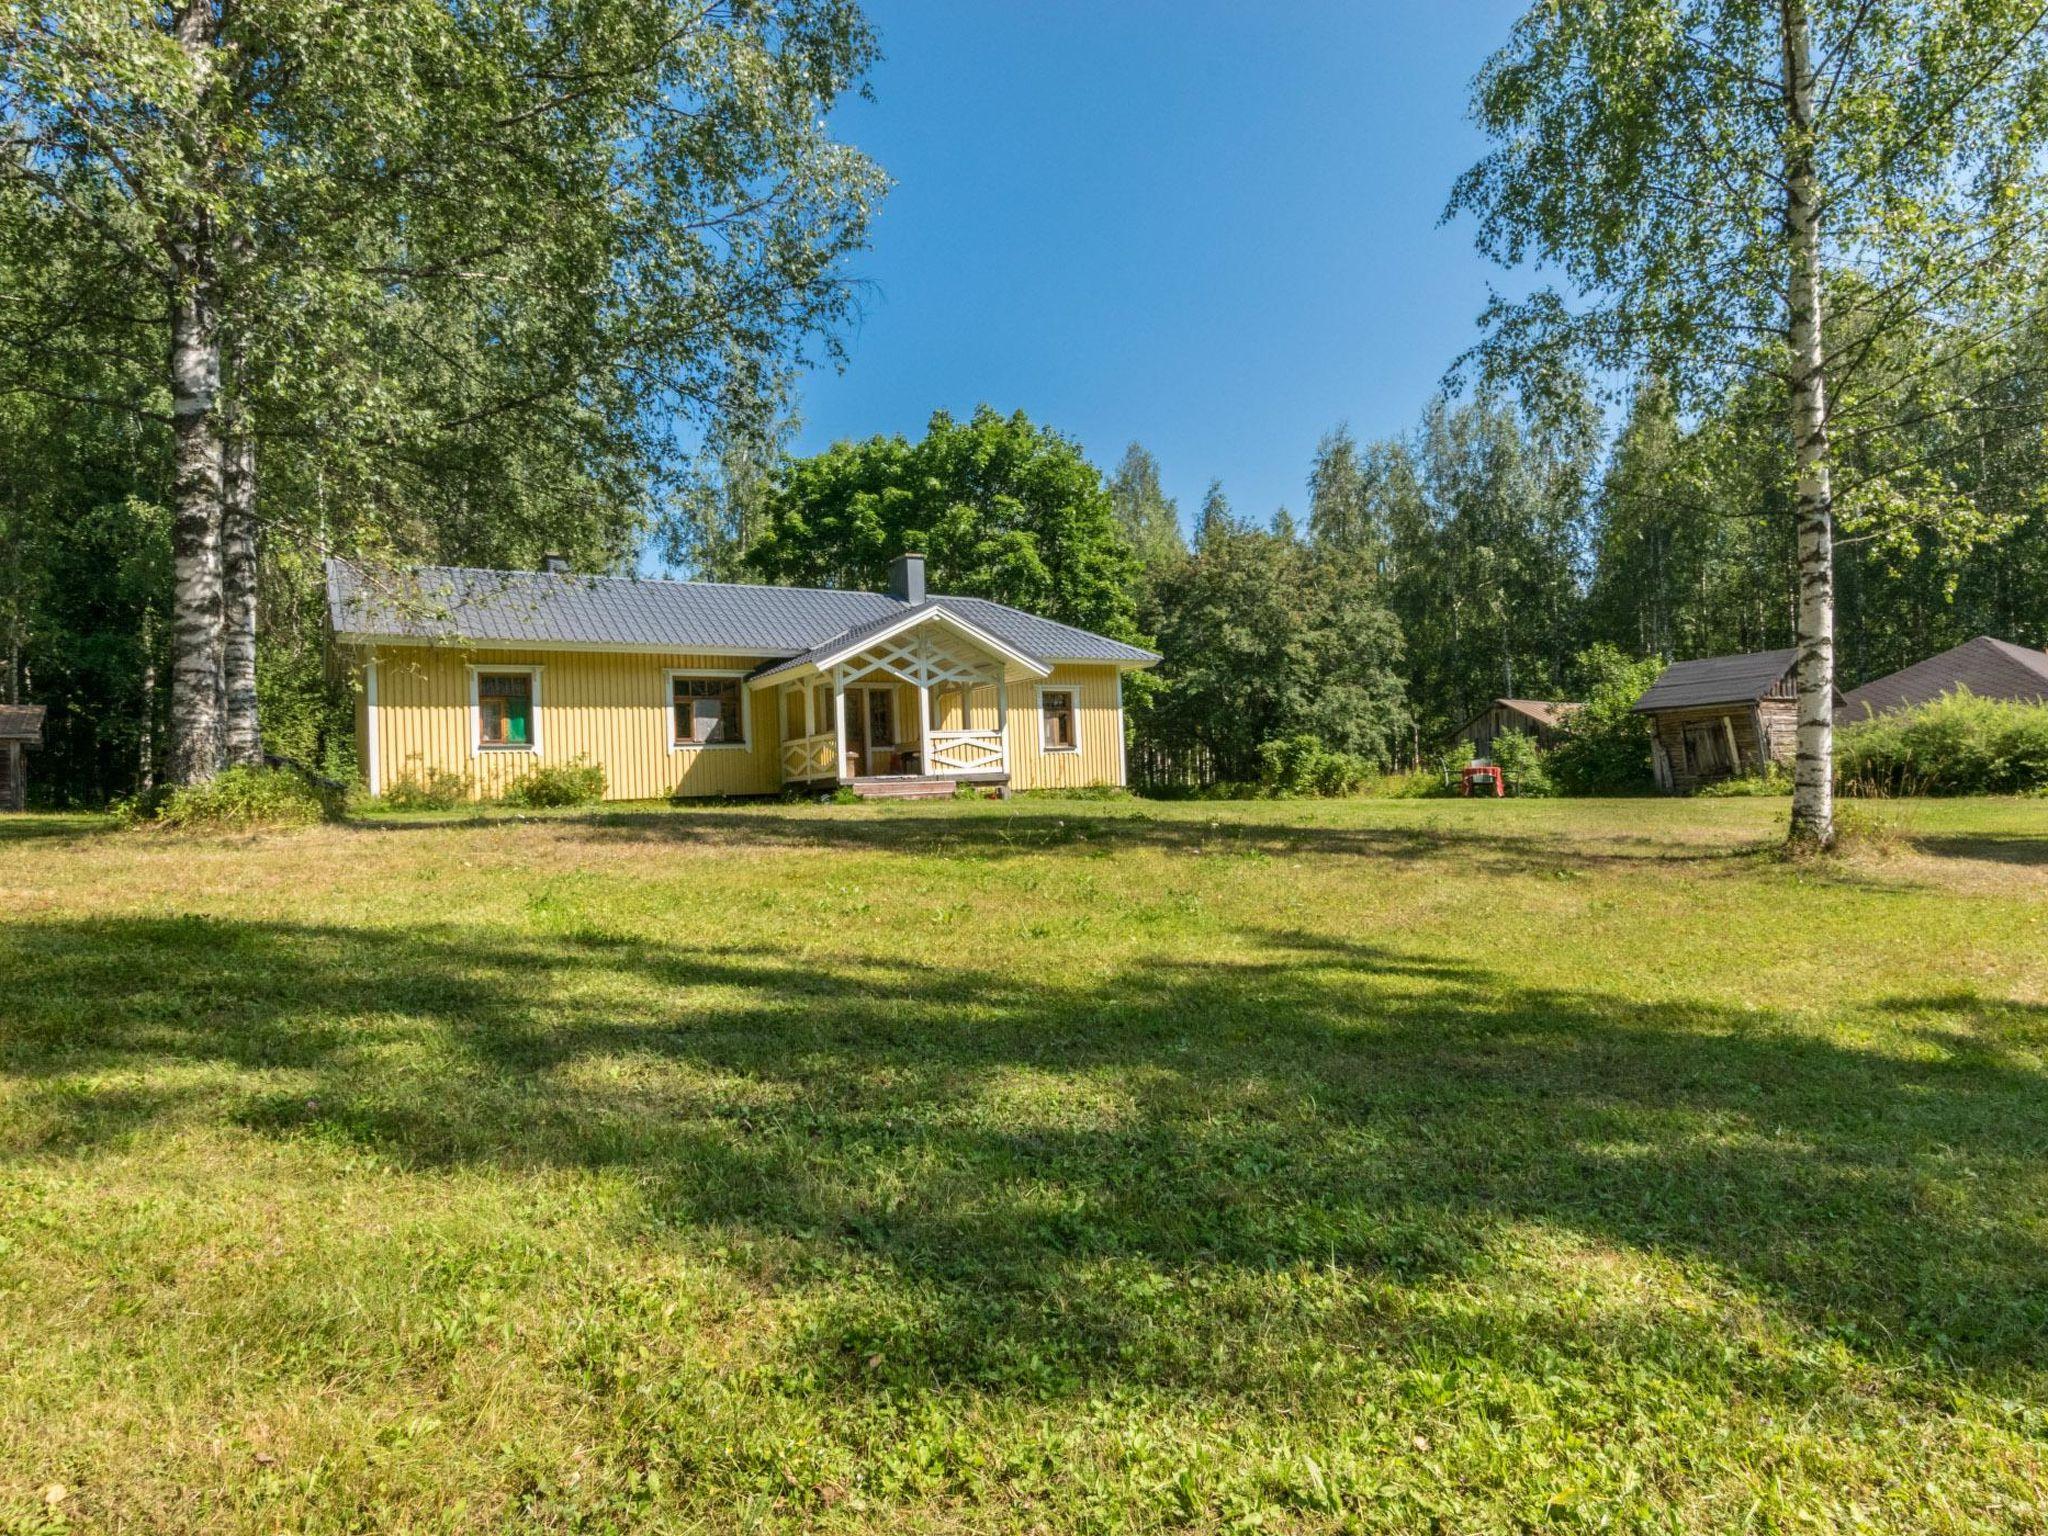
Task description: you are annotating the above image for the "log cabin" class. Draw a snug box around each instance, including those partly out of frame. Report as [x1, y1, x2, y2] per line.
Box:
[1632, 649, 1840, 792]
[0, 704, 44, 810]
[1450, 698, 1581, 759]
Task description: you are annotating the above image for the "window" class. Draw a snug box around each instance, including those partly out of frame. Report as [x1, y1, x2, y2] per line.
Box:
[476, 670, 536, 750]
[672, 675, 744, 747]
[1039, 687, 1077, 751]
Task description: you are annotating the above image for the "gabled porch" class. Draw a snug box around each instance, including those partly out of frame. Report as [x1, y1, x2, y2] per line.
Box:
[754, 604, 1049, 792]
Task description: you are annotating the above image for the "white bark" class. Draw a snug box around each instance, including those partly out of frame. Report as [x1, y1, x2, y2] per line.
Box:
[165, 0, 227, 786]
[167, 258, 226, 785]
[221, 412, 262, 768]
[1782, 0, 1835, 846]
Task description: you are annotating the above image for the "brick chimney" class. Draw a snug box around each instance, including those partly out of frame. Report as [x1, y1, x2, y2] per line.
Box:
[888, 552, 926, 605]
[541, 552, 571, 574]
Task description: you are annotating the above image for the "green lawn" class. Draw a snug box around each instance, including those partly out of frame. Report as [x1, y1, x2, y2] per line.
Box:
[3, 795, 2045, 1533]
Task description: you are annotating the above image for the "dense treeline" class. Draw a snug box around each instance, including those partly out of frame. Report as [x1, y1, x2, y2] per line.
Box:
[1123, 339, 2048, 780]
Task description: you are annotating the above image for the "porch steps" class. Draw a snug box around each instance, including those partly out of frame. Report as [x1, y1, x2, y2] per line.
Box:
[844, 774, 1006, 801]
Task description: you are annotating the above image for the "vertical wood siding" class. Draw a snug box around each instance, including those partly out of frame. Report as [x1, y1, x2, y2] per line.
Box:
[1004, 665, 1125, 791]
[346, 646, 1134, 799]
[353, 645, 783, 800]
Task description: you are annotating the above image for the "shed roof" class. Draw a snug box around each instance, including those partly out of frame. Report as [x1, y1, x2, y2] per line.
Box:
[1633, 649, 1799, 712]
[1838, 635, 2048, 720]
[0, 704, 46, 742]
[327, 561, 1158, 669]
[1496, 699, 1581, 729]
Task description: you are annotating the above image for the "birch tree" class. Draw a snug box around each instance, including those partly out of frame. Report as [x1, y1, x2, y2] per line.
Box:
[1450, 0, 2048, 845]
[3, 0, 882, 784]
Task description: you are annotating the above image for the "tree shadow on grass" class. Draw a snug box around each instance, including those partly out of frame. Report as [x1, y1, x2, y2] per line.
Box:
[0, 812, 121, 845]
[1911, 830, 2048, 867]
[2, 914, 2044, 1393]
[348, 803, 1773, 877]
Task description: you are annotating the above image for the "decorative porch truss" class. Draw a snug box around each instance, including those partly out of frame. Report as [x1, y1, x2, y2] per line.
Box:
[755, 606, 1051, 785]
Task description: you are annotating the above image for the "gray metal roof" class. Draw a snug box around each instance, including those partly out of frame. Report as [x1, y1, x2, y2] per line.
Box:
[932, 595, 1156, 665]
[327, 560, 1157, 667]
[1839, 635, 2048, 721]
[1633, 649, 1799, 712]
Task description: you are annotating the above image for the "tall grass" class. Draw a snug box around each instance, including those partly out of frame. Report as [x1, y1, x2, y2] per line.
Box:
[1836, 690, 2048, 796]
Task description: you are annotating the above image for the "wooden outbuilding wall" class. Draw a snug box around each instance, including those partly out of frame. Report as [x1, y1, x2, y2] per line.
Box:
[1647, 694, 1798, 792]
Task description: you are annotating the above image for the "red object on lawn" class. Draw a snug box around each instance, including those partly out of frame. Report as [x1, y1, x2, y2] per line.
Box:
[1461, 764, 1505, 797]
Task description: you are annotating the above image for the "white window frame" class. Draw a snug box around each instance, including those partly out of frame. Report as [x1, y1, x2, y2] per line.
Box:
[666, 668, 752, 752]
[470, 664, 542, 756]
[1036, 683, 1081, 754]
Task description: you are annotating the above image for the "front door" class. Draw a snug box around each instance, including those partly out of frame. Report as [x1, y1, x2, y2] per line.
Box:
[1682, 719, 1734, 780]
[864, 687, 895, 774]
[842, 686, 898, 776]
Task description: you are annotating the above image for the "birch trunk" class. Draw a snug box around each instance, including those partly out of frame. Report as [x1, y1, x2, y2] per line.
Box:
[1782, 0, 1835, 847]
[167, 255, 226, 785]
[221, 410, 262, 768]
[164, 0, 226, 786]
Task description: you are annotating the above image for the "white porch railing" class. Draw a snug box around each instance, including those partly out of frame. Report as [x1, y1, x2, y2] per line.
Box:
[781, 732, 838, 781]
[925, 728, 1007, 776]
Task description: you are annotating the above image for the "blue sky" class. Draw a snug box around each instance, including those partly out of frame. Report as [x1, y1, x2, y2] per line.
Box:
[791, 0, 1533, 531]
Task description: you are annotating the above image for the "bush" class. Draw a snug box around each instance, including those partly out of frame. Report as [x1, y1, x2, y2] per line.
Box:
[1429, 738, 1473, 788]
[1257, 733, 1372, 798]
[376, 763, 472, 810]
[1549, 644, 1664, 794]
[1696, 765, 1793, 797]
[1489, 728, 1554, 797]
[1836, 690, 2048, 796]
[1367, 770, 1444, 799]
[501, 758, 607, 808]
[136, 765, 341, 831]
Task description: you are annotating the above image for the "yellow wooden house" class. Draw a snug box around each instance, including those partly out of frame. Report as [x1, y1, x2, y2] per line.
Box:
[328, 554, 1158, 801]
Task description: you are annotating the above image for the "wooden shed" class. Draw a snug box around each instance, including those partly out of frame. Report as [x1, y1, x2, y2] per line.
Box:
[1632, 650, 1838, 792]
[0, 704, 45, 811]
[1838, 635, 2048, 722]
[1451, 698, 1582, 760]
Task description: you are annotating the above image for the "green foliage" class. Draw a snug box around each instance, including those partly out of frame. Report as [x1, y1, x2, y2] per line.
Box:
[377, 764, 474, 811]
[1139, 495, 1410, 784]
[501, 759, 607, 809]
[1380, 391, 1598, 735]
[1547, 644, 1664, 795]
[750, 406, 1142, 642]
[1836, 691, 2048, 796]
[1256, 734, 1373, 798]
[1697, 767, 1795, 798]
[1107, 442, 1187, 575]
[136, 766, 341, 831]
[1489, 727, 1554, 797]
[1370, 770, 1448, 799]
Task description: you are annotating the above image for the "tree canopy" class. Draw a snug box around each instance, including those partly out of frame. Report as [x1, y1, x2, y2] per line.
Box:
[749, 407, 1142, 641]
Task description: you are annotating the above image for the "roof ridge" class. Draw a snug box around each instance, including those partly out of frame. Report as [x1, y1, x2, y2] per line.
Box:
[358, 560, 898, 602]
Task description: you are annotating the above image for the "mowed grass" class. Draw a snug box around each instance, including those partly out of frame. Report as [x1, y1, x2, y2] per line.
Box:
[2, 795, 2046, 1534]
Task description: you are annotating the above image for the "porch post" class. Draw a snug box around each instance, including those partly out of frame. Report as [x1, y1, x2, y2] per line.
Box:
[833, 668, 848, 783]
[994, 669, 1009, 776]
[916, 680, 932, 774]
